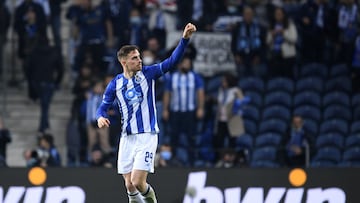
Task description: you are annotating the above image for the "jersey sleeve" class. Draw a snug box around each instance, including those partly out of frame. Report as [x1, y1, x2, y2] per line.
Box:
[96, 78, 117, 119]
[143, 38, 189, 79]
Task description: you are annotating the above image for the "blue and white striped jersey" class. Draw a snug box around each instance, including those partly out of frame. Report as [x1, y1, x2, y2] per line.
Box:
[96, 38, 189, 136]
[165, 71, 204, 112]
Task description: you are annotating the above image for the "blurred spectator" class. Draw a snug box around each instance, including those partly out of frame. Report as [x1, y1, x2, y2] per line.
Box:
[297, 0, 331, 64]
[215, 148, 237, 168]
[49, 0, 67, 50]
[89, 148, 113, 168]
[266, 7, 298, 79]
[65, 0, 82, 77]
[231, 6, 266, 77]
[85, 80, 112, 158]
[14, 0, 47, 100]
[155, 144, 182, 167]
[146, 0, 177, 49]
[162, 57, 205, 166]
[72, 0, 114, 75]
[25, 36, 64, 133]
[37, 134, 62, 167]
[71, 64, 95, 164]
[23, 149, 41, 167]
[101, 0, 131, 48]
[166, 40, 197, 61]
[128, 8, 150, 49]
[212, 0, 243, 32]
[285, 115, 313, 167]
[213, 73, 249, 159]
[146, 36, 166, 61]
[0, 117, 11, 164]
[337, 0, 359, 66]
[0, 0, 10, 77]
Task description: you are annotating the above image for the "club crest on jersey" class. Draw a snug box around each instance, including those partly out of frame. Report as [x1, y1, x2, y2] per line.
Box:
[125, 88, 143, 105]
[134, 74, 142, 84]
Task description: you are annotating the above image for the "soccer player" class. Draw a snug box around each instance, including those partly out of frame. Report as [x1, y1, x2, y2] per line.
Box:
[96, 23, 197, 203]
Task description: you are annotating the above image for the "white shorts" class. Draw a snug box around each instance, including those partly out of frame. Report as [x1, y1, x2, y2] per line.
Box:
[117, 133, 158, 174]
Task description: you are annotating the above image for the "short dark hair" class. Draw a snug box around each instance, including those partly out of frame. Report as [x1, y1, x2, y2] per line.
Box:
[117, 45, 140, 59]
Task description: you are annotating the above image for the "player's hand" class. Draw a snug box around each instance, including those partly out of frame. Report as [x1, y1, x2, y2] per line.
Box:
[97, 117, 110, 128]
[182, 23, 197, 39]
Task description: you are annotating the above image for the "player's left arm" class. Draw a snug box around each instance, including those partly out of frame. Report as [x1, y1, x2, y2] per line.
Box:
[144, 23, 197, 79]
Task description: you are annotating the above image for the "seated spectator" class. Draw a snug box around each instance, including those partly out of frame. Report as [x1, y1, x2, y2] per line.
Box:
[155, 144, 182, 168]
[23, 149, 41, 167]
[215, 148, 237, 168]
[285, 115, 313, 167]
[37, 134, 62, 167]
[89, 148, 113, 168]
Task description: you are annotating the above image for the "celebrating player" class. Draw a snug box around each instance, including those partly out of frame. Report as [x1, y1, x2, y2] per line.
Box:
[96, 23, 197, 203]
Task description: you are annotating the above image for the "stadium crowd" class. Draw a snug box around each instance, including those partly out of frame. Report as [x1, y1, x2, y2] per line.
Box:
[0, 0, 360, 168]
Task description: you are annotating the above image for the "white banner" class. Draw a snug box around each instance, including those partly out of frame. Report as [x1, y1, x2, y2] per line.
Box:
[166, 32, 236, 77]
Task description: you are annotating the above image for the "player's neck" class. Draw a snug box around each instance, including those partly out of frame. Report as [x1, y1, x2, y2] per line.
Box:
[124, 71, 136, 79]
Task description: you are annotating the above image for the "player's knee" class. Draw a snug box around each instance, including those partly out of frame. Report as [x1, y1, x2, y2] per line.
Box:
[131, 178, 146, 191]
[125, 180, 136, 191]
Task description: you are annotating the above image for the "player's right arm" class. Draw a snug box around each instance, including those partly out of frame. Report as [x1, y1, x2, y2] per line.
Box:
[96, 78, 117, 128]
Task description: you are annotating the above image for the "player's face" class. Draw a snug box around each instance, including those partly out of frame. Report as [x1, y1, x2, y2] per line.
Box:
[124, 50, 142, 72]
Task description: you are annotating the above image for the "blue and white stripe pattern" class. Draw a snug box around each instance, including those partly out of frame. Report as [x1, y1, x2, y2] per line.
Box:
[166, 71, 204, 112]
[97, 38, 189, 136]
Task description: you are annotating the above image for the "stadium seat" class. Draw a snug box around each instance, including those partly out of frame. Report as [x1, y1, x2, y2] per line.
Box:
[205, 75, 222, 96]
[323, 104, 352, 121]
[266, 77, 294, 94]
[338, 160, 360, 167]
[242, 105, 260, 122]
[345, 134, 360, 148]
[250, 160, 280, 168]
[303, 119, 319, 136]
[325, 76, 352, 93]
[244, 91, 263, 108]
[251, 147, 278, 162]
[350, 121, 360, 134]
[299, 63, 328, 79]
[244, 119, 257, 136]
[323, 91, 350, 107]
[329, 64, 349, 78]
[294, 91, 321, 108]
[319, 119, 348, 135]
[264, 91, 292, 108]
[352, 93, 360, 107]
[310, 160, 337, 167]
[295, 76, 324, 93]
[255, 133, 282, 147]
[236, 134, 253, 150]
[312, 147, 342, 163]
[315, 133, 344, 149]
[262, 105, 291, 122]
[343, 147, 360, 162]
[294, 105, 321, 123]
[258, 119, 288, 134]
[354, 106, 360, 121]
[238, 77, 265, 93]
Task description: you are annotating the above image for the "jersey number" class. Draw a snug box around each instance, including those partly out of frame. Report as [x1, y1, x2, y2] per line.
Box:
[145, 152, 153, 163]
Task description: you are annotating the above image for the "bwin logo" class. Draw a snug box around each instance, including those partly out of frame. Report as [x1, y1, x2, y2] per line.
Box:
[0, 167, 85, 203]
[183, 169, 346, 203]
